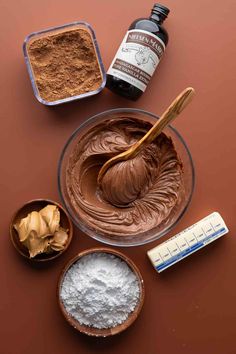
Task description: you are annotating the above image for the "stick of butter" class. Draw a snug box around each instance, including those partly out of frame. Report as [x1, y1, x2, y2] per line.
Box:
[147, 212, 228, 273]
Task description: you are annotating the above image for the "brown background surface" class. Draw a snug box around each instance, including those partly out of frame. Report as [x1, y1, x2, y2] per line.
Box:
[0, 0, 235, 353]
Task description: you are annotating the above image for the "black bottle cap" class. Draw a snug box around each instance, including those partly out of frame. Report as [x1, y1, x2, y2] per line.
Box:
[152, 3, 170, 19]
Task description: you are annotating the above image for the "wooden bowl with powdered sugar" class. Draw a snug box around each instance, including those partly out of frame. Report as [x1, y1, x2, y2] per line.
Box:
[57, 247, 145, 337]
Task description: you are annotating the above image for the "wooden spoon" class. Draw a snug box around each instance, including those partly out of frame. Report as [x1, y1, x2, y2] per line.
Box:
[97, 87, 195, 185]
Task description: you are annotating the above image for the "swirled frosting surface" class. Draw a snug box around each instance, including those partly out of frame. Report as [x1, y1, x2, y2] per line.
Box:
[66, 118, 184, 236]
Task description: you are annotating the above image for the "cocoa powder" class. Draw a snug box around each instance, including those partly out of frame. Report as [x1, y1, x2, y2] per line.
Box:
[27, 28, 103, 102]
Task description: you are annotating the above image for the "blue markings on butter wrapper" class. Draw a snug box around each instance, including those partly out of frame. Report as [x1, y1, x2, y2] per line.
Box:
[156, 227, 227, 272]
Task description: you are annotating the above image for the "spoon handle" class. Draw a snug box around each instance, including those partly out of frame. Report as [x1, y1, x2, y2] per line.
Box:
[97, 87, 195, 185]
[131, 87, 195, 155]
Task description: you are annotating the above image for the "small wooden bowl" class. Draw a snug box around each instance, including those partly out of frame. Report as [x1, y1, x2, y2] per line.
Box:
[10, 199, 73, 262]
[58, 247, 145, 337]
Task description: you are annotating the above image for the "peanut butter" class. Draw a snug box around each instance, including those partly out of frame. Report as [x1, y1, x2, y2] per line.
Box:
[14, 205, 69, 258]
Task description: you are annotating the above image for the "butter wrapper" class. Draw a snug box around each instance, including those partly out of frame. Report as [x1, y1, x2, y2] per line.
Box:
[147, 212, 229, 273]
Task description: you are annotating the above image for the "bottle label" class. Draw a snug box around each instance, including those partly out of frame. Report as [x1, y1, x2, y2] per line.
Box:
[107, 29, 165, 92]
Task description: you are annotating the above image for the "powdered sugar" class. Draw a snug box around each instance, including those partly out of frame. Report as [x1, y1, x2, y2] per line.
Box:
[60, 252, 140, 329]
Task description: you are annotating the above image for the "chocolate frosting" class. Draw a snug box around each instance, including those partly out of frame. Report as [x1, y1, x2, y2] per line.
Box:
[66, 118, 184, 236]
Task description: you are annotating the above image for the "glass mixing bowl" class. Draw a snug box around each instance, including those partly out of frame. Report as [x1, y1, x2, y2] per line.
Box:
[58, 108, 195, 246]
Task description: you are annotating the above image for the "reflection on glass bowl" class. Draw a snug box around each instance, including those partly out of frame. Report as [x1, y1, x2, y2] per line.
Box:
[58, 108, 195, 247]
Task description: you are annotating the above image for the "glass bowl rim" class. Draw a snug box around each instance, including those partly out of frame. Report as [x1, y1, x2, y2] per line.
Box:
[58, 107, 195, 247]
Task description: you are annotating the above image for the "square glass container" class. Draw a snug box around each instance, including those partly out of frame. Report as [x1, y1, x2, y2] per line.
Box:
[23, 21, 106, 106]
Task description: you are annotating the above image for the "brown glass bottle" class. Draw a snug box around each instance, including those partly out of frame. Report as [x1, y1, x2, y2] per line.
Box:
[106, 4, 169, 100]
